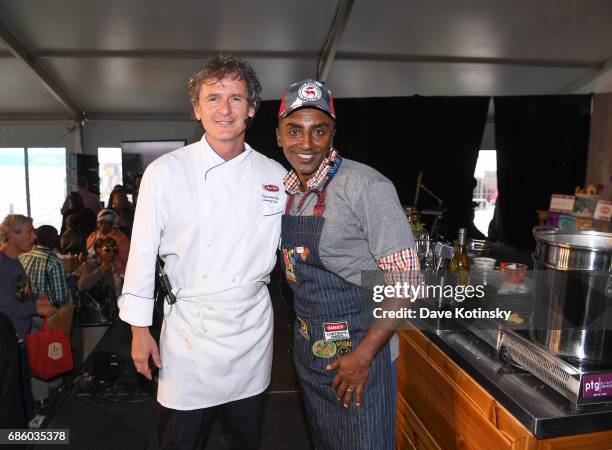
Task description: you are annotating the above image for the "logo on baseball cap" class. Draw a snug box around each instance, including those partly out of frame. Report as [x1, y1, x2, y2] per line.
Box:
[278, 79, 336, 119]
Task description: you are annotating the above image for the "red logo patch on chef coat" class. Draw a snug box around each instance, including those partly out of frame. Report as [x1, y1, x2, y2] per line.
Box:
[263, 184, 279, 192]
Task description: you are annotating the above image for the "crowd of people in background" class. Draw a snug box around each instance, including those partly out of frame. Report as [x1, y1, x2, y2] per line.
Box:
[0, 177, 134, 429]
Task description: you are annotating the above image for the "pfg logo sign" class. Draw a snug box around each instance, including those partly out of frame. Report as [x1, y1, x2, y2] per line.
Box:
[583, 374, 612, 398]
[584, 379, 600, 393]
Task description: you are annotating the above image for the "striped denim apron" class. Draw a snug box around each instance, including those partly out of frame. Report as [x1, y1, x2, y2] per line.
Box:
[281, 162, 396, 450]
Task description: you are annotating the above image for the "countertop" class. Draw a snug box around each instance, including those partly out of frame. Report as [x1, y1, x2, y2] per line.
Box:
[410, 322, 612, 439]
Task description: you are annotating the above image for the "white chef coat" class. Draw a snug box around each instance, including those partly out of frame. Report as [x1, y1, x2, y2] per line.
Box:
[118, 135, 287, 410]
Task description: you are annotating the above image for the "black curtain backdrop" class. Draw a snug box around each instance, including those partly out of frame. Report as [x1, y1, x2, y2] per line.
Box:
[247, 96, 490, 240]
[494, 95, 592, 249]
[246, 100, 284, 166]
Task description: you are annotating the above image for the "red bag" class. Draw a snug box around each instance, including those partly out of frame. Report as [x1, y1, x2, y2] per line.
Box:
[26, 318, 73, 380]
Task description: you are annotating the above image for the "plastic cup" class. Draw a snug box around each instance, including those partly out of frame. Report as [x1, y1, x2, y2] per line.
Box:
[473, 257, 496, 269]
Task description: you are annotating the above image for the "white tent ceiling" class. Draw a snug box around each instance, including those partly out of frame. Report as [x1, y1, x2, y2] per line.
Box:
[1, 0, 612, 120]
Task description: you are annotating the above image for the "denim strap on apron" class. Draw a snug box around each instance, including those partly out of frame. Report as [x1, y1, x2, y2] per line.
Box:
[281, 156, 396, 450]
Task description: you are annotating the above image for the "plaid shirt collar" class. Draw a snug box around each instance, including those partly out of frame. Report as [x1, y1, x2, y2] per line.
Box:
[27, 245, 53, 257]
[283, 150, 338, 195]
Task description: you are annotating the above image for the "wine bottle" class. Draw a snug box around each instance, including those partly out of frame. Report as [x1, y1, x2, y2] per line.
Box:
[449, 227, 470, 285]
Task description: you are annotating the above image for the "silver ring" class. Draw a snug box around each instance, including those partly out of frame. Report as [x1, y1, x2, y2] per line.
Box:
[346, 388, 354, 392]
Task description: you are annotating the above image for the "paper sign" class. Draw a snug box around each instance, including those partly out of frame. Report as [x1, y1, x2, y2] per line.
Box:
[594, 200, 612, 221]
[549, 194, 575, 213]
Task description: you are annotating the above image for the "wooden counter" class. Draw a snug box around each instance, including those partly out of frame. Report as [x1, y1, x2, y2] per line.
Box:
[396, 328, 612, 450]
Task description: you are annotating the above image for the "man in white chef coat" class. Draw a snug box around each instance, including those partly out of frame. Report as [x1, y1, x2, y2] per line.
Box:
[118, 55, 287, 450]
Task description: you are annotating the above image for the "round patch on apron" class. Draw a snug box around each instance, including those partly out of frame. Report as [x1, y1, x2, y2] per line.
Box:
[312, 340, 337, 359]
[337, 346, 352, 356]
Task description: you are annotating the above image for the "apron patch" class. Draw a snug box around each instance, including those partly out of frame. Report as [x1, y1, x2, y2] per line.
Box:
[335, 340, 353, 356]
[323, 321, 350, 341]
[295, 246, 310, 261]
[283, 248, 298, 283]
[312, 340, 337, 359]
[297, 316, 310, 341]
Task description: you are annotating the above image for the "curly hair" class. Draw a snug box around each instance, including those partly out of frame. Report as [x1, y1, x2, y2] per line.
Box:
[0, 214, 33, 244]
[188, 54, 262, 113]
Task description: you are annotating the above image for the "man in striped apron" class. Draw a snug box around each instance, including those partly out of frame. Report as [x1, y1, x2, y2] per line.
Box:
[276, 79, 419, 449]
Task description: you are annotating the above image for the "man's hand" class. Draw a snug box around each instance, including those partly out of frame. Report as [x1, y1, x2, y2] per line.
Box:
[131, 326, 162, 380]
[326, 346, 375, 408]
[35, 294, 57, 317]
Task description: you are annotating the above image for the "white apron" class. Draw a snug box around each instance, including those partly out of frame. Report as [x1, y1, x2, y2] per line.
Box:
[119, 137, 286, 409]
[158, 282, 273, 409]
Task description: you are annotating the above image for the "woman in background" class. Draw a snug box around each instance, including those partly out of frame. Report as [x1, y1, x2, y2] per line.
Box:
[108, 189, 134, 239]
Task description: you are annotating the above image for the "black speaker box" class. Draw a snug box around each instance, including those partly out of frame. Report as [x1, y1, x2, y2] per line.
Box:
[28, 395, 148, 450]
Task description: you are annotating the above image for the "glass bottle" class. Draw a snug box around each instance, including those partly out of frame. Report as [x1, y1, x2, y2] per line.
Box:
[449, 227, 470, 284]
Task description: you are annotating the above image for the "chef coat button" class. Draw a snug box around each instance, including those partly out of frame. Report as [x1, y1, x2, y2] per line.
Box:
[206, 241, 211, 247]
[233, 277, 237, 283]
[206, 305, 214, 311]
[236, 243, 242, 250]
[202, 274, 207, 279]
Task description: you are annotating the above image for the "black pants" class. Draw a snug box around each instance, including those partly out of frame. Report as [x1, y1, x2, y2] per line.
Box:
[157, 392, 265, 450]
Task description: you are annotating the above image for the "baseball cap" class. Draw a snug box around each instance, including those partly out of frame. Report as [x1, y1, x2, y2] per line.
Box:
[278, 79, 336, 119]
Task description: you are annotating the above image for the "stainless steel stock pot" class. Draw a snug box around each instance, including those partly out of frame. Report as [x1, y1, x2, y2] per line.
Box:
[531, 228, 612, 363]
